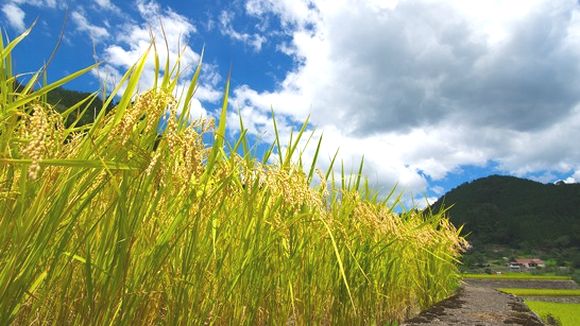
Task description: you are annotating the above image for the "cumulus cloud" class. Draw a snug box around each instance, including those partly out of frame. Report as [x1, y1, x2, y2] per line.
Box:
[72, 10, 110, 41]
[219, 11, 266, 51]
[556, 168, 580, 184]
[431, 186, 445, 196]
[91, 0, 217, 121]
[2, 3, 26, 32]
[2, 0, 68, 32]
[244, 0, 318, 28]
[227, 0, 580, 196]
[573, 170, 580, 181]
[11, 0, 577, 197]
[94, 0, 120, 12]
[10, 0, 57, 8]
[113, 0, 198, 71]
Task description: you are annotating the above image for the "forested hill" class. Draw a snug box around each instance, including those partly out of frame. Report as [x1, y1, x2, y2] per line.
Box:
[15, 83, 113, 126]
[46, 87, 114, 126]
[430, 175, 580, 249]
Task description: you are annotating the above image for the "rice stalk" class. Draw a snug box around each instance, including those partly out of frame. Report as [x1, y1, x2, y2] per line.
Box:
[0, 29, 467, 325]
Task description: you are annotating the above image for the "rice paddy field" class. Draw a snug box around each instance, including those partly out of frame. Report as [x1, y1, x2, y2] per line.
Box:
[499, 284, 580, 325]
[0, 29, 468, 324]
[463, 273, 572, 281]
[465, 274, 580, 325]
[525, 301, 580, 326]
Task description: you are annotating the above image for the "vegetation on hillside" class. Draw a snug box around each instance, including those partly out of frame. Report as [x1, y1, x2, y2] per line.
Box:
[431, 175, 580, 275]
[14, 81, 114, 127]
[0, 29, 467, 324]
[47, 86, 115, 126]
[432, 175, 580, 249]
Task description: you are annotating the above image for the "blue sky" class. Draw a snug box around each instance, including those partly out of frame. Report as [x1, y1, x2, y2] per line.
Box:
[3, 0, 580, 206]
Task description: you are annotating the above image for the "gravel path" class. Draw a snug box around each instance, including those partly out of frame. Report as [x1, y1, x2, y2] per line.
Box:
[402, 283, 545, 326]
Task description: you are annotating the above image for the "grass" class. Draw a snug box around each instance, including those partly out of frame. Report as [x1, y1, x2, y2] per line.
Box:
[499, 288, 580, 296]
[0, 27, 468, 324]
[525, 301, 580, 326]
[463, 273, 572, 281]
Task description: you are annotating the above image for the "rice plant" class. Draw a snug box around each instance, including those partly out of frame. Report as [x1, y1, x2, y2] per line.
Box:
[525, 301, 580, 326]
[0, 27, 467, 325]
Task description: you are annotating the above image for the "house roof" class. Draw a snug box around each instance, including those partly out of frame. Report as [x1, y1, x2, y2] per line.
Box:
[512, 258, 544, 264]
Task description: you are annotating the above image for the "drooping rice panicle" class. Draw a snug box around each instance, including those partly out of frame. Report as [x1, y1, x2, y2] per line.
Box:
[0, 29, 467, 325]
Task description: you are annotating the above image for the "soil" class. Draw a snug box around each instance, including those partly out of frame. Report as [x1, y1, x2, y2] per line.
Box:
[402, 283, 545, 326]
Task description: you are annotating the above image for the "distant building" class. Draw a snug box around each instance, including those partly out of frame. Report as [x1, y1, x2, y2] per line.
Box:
[509, 258, 545, 270]
[508, 262, 521, 270]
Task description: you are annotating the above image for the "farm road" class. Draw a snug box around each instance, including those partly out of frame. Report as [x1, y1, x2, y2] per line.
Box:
[402, 283, 545, 326]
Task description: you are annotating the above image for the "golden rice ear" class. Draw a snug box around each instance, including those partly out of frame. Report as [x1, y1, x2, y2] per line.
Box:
[1, 25, 467, 325]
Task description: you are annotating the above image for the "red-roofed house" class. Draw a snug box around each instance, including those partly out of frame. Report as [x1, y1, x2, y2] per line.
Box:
[509, 258, 545, 270]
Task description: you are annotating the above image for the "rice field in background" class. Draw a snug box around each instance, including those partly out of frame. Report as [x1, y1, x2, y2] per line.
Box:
[469, 274, 580, 325]
[463, 273, 572, 281]
[0, 28, 468, 325]
[525, 301, 580, 326]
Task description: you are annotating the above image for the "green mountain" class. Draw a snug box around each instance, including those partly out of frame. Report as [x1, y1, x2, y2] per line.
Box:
[431, 175, 580, 249]
[14, 81, 113, 127]
[46, 87, 114, 126]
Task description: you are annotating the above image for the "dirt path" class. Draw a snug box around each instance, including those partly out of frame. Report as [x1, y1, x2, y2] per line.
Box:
[402, 283, 545, 326]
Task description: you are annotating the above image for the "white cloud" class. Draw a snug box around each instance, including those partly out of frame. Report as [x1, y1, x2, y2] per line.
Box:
[11, 0, 57, 8]
[573, 170, 580, 181]
[563, 176, 576, 184]
[95, 3, 191, 76]
[528, 172, 559, 184]
[92, 0, 216, 120]
[2, 3, 26, 32]
[99, 3, 200, 86]
[415, 196, 439, 209]
[196, 83, 222, 103]
[244, 0, 318, 28]
[431, 186, 445, 196]
[2, 0, 66, 33]
[71, 11, 109, 41]
[94, 0, 121, 13]
[219, 11, 266, 51]
[231, 0, 580, 198]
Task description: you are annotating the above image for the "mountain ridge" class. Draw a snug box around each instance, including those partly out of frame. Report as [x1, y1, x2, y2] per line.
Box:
[431, 174, 580, 249]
